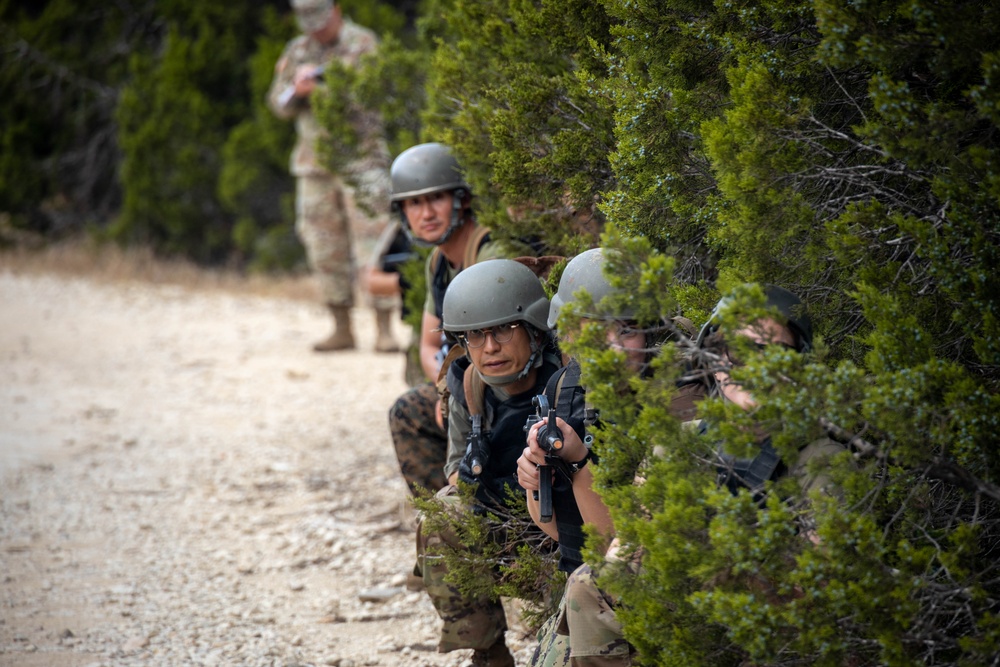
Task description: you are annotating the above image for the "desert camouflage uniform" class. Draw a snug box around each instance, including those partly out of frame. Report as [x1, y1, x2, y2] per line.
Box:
[267, 19, 392, 308]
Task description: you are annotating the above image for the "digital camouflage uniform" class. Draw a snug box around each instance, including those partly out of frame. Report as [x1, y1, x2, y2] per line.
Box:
[390, 382, 450, 495]
[531, 563, 633, 667]
[267, 18, 392, 308]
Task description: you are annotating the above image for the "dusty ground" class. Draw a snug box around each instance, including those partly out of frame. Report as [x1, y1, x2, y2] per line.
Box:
[0, 265, 535, 667]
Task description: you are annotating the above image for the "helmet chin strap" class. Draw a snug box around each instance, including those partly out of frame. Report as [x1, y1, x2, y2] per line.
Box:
[476, 331, 543, 388]
[400, 190, 468, 248]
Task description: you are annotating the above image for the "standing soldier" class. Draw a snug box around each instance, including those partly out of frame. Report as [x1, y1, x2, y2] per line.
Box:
[386, 143, 506, 496]
[267, 0, 397, 353]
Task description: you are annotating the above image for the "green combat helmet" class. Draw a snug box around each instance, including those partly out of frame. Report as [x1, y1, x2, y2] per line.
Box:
[389, 142, 471, 247]
[442, 259, 551, 386]
[547, 247, 635, 329]
[697, 284, 813, 353]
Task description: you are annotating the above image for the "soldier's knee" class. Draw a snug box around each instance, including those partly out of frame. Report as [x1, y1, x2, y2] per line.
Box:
[565, 564, 601, 607]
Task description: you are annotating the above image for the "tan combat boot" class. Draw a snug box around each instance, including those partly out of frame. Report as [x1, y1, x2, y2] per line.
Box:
[374, 307, 400, 353]
[471, 636, 515, 667]
[313, 304, 355, 352]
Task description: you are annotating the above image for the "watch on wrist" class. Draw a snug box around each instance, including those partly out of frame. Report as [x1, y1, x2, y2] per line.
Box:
[568, 448, 597, 474]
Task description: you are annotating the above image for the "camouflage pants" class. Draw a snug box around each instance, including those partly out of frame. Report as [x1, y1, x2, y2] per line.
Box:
[388, 382, 448, 496]
[530, 564, 633, 667]
[296, 174, 355, 307]
[416, 485, 507, 652]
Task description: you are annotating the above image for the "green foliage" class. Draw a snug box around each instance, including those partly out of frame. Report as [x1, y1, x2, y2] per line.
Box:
[564, 3, 1000, 664]
[414, 0, 616, 253]
[217, 6, 301, 271]
[8, 0, 1000, 660]
[412, 482, 562, 625]
[400, 244, 431, 335]
[114, 22, 228, 260]
[0, 0, 136, 232]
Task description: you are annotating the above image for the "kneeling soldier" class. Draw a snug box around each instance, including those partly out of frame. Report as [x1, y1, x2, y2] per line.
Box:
[416, 259, 562, 667]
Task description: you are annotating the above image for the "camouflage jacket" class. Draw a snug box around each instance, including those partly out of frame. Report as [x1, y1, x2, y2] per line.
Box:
[267, 19, 381, 176]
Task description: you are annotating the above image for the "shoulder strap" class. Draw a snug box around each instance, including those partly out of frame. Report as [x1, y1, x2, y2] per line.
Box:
[541, 359, 588, 442]
[463, 363, 487, 418]
[463, 225, 492, 269]
[555, 360, 581, 413]
[430, 246, 444, 273]
[543, 365, 570, 409]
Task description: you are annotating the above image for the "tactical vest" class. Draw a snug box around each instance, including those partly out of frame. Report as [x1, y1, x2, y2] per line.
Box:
[450, 352, 561, 511]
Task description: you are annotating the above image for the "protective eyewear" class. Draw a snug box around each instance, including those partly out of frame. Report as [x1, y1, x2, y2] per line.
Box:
[462, 322, 520, 348]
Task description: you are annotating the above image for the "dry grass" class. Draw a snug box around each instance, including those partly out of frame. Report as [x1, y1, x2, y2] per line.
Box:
[0, 239, 317, 303]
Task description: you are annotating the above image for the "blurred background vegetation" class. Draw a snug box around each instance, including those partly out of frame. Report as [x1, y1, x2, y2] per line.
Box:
[0, 0, 418, 270]
[3, 1, 999, 664]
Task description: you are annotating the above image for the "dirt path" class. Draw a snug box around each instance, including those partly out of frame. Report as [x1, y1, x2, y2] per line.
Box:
[0, 270, 534, 667]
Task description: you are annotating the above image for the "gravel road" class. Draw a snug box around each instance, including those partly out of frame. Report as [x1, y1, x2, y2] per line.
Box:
[0, 270, 535, 667]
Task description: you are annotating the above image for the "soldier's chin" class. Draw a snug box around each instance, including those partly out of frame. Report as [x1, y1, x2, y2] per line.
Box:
[478, 363, 512, 377]
[416, 227, 445, 244]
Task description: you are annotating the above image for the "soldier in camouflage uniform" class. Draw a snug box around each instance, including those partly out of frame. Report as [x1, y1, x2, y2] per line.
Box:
[385, 143, 506, 496]
[417, 259, 562, 667]
[267, 0, 397, 353]
[519, 248, 665, 667]
[530, 285, 844, 666]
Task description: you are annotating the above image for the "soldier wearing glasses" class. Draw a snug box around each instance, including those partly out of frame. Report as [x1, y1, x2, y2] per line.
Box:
[415, 259, 562, 667]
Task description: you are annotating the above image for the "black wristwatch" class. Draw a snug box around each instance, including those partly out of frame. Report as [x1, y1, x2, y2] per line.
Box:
[567, 448, 596, 474]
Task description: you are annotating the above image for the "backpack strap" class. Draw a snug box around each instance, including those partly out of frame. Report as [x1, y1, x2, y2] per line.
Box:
[546, 361, 580, 422]
[435, 344, 468, 423]
[463, 225, 492, 269]
[462, 363, 488, 477]
[429, 246, 443, 274]
[463, 363, 487, 419]
[541, 359, 588, 442]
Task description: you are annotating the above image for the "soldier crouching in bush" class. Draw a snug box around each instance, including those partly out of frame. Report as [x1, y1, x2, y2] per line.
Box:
[521, 247, 697, 667]
[414, 259, 562, 667]
[532, 285, 845, 667]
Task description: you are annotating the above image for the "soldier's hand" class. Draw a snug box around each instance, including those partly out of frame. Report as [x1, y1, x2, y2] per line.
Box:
[293, 64, 322, 97]
[434, 399, 444, 430]
[361, 265, 401, 298]
[516, 448, 541, 492]
[526, 415, 588, 462]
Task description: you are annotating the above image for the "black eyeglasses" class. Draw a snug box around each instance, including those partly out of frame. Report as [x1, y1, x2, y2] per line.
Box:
[462, 322, 520, 348]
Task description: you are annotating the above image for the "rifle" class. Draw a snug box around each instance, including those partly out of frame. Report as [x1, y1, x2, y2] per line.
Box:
[523, 395, 573, 523]
[467, 413, 486, 476]
[381, 251, 418, 273]
[277, 64, 327, 107]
